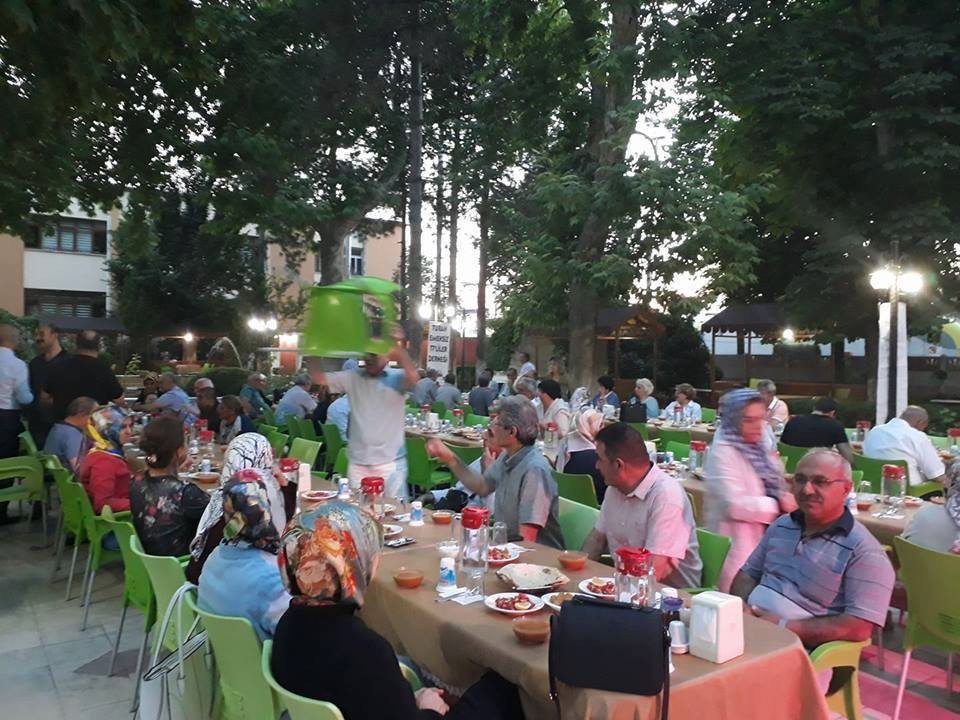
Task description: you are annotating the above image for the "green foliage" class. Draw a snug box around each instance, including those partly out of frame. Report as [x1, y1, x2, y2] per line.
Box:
[617, 312, 711, 392]
[123, 354, 143, 375]
[200, 367, 251, 397]
[0, 309, 38, 358]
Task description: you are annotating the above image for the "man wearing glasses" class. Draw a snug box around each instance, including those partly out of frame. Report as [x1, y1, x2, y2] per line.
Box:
[731, 448, 894, 650]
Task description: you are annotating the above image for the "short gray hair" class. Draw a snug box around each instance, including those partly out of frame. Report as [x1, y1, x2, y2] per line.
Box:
[756, 379, 777, 394]
[513, 377, 538, 397]
[294, 373, 312, 387]
[497, 396, 540, 445]
[159, 372, 178, 384]
[635, 378, 654, 394]
[66, 396, 98, 417]
[797, 448, 852, 481]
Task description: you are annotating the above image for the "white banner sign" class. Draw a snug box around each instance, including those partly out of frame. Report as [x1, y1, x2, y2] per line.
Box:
[426, 322, 451, 375]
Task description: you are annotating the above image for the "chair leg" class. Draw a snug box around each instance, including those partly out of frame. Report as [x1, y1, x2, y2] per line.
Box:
[948, 652, 954, 695]
[80, 565, 97, 630]
[64, 540, 80, 600]
[108, 603, 128, 676]
[51, 526, 67, 582]
[38, 500, 48, 546]
[52, 514, 63, 559]
[131, 621, 150, 713]
[79, 547, 93, 606]
[892, 649, 912, 720]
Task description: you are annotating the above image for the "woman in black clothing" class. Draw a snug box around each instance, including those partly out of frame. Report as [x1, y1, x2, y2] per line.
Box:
[272, 501, 524, 720]
[130, 416, 209, 556]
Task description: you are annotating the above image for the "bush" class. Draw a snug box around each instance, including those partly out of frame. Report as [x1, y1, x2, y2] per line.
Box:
[200, 367, 251, 396]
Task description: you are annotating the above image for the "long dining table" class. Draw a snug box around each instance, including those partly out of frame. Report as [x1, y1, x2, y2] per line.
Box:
[358, 513, 829, 720]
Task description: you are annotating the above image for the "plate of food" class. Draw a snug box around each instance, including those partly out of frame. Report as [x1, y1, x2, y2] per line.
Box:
[299, 489, 338, 503]
[189, 472, 220, 485]
[543, 591, 586, 612]
[496, 563, 568, 592]
[903, 496, 924, 508]
[484, 592, 545, 616]
[486, 545, 521, 566]
[579, 577, 615, 598]
[382, 523, 403, 539]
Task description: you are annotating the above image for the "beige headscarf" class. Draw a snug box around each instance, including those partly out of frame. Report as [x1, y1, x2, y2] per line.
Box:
[557, 408, 604, 470]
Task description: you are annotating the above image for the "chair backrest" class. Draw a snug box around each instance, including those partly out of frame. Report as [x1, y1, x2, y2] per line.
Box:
[298, 419, 319, 441]
[465, 414, 490, 427]
[267, 431, 289, 459]
[444, 443, 483, 467]
[258, 424, 278, 437]
[286, 416, 302, 441]
[19, 430, 39, 456]
[334, 447, 348, 476]
[130, 536, 192, 652]
[696, 527, 732, 590]
[186, 591, 277, 720]
[302, 277, 400, 358]
[893, 537, 960, 653]
[0, 455, 45, 499]
[851, 470, 863, 484]
[288, 438, 322, 468]
[657, 428, 692, 447]
[627, 422, 650, 441]
[261, 406, 276, 426]
[52, 469, 86, 538]
[852, 454, 908, 493]
[261, 640, 345, 720]
[100, 507, 154, 618]
[700, 408, 717, 423]
[321, 424, 345, 469]
[430, 401, 448, 419]
[558, 497, 599, 551]
[928, 435, 949, 449]
[777, 442, 809, 473]
[550, 470, 599, 509]
[665, 441, 690, 461]
[405, 436, 438, 486]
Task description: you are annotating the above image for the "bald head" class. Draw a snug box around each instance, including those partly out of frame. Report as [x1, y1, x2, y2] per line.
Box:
[900, 405, 929, 431]
[796, 447, 852, 482]
[0, 324, 18, 348]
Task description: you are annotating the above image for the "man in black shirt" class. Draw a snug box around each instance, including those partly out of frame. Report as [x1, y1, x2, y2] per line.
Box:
[45, 330, 124, 420]
[26, 321, 68, 447]
[780, 396, 853, 463]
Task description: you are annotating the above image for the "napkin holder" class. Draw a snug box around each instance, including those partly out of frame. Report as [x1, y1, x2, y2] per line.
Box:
[689, 591, 744, 664]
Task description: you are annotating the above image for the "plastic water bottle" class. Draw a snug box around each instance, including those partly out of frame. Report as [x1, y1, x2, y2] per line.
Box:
[458, 506, 489, 596]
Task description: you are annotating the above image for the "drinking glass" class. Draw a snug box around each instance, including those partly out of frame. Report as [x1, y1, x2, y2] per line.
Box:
[856, 480, 874, 512]
[491, 521, 508, 548]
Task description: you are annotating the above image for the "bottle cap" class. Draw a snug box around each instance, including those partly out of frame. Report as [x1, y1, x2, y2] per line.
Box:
[361, 476, 384, 495]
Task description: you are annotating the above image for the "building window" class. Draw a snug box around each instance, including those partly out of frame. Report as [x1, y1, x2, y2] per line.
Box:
[349, 244, 364, 277]
[314, 252, 322, 273]
[24, 290, 106, 318]
[30, 217, 107, 254]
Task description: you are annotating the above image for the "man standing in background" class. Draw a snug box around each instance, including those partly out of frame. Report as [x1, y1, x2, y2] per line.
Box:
[45, 330, 123, 420]
[27, 322, 67, 448]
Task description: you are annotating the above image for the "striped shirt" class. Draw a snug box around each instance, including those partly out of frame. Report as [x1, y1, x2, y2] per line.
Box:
[742, 509, 894, 626]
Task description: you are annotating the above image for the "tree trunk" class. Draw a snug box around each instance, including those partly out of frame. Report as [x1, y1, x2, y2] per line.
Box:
[476, 185, 489, 376]
[434, 152, 444, 308]
[407, 15, 424, 354]
[317, 222, 345, 285]
[448, 129, 460, 307]
[565, 1, 641, 389]
[399, 166, 408, 321]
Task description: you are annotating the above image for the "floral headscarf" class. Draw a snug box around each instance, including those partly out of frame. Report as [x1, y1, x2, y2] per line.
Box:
[717, 388, 784, 499]
[190, 433, 282, 559]
[945, 462, 960, 554]
[278, 501, 383, 608]
[569, 386, 590, 414]
[221, 470, 281, 555]
[86, 405, 129, 456]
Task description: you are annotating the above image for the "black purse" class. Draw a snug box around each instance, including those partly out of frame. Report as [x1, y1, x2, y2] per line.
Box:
[549, 595, 670, 719]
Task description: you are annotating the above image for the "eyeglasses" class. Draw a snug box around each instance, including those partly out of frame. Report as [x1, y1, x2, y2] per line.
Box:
[793, 473, 846, 489]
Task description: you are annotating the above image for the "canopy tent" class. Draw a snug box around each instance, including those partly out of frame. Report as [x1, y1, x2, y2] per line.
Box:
[36, 315, 126, 335]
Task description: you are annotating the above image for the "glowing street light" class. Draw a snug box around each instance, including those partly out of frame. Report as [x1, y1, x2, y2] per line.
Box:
[781, 328, 795, 343]
[183, 332, 195, 344]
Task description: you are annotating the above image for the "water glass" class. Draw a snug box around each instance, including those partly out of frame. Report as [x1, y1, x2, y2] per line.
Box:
[491, 521, 508, 548]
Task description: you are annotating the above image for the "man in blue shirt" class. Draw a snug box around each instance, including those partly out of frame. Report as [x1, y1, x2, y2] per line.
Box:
[139, 372, 190, 418]
[43, 396, 96, 471]
[326, 394, 350, 442]
[239, 373, 272, 419]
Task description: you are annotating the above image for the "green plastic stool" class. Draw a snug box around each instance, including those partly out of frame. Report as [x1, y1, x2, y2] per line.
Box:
[302, 277, 401, 357]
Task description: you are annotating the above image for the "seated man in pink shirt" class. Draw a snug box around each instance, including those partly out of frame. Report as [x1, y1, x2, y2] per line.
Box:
[582, 423, 702, 588]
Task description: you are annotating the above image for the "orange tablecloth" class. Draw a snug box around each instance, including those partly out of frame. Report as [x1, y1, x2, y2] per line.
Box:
[361, 542, 829, 720]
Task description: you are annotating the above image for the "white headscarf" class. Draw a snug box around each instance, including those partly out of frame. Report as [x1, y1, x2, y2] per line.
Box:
[569, 386, 590, 413]
[557, 408, 604, 470]
[190, 433, 285, 559]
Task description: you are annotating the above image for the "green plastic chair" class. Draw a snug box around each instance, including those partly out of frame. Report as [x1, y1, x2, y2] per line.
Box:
[892, 537, 960, 720]
[302, 276, 401, 358]
[258, 424, 279, 437]
[333, 448, 348, 476]
[465, 414, 490, 427]
[907, 481, 944, 499]
[298, 418, 320, 442]
[261, 406, 276, 427]
[700, 408, 717, 423]
[406, 437, 453, 492]
[657, 427, 692, 447]
[810, 640, 869, 720]
[627, 423, 651, 441]
[19, 429, 39, 456]
[443, 442, 483, 467]
[665, 441, 690, 461]
[261, 640, 345, 720]
[285, 416, 303, 441]
[288, 438, 322, 468]
[928, 435, 950, 449]
[131, 537, 192, 653]
[851, 454, 908, 494]
[76, 488, 127, 630]
[851, 470, 863, 485]
[267, 431, 289, 459]
[551, 470, 599, 509]
[558, 497, 599, 552]
[430, 401, 448, 419]
[186, 591, 278, 720]
[100, 507, 155, 679]
[682, 528, 732, 594]
[0, 455, 47, 543]
[777, 442, 809, 473]
[321, 423, 346, 473]
[50, 470, 89, 599]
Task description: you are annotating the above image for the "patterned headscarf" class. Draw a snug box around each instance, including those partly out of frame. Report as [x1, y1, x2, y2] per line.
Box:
[717, 388, 784, 499]
[86, 405, 130, 456]
[569, 386, 590, 413]
[278, 501, 383, 608]
[190, 433, 282, 559]
[944, 462, 960, 554]
[221, 470, 281, 555]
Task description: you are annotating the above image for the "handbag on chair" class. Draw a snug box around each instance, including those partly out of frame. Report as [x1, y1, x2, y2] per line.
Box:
[549, 595, 670, 719]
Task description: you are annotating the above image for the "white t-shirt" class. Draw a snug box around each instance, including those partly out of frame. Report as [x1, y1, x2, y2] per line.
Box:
[862, 417, 945, 486]
[325, 369, 409, 465]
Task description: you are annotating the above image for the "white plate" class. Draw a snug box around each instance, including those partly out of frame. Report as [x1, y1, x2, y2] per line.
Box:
[578, 577, 615, 598]
[485, 545, 521, 566]
[484, 592, 545, 616]
[543, 591, 586, 612]
[383, 503, 397, 515]
[382, 523, 403, 539]
[299, 489, 338, 502]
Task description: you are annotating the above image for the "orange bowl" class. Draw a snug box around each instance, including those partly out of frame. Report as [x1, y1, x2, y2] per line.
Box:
[512, 616, 550, 645]
[558, 551, 587, 571]
[432, 510, 453, 525]
[393, 568, 424, 589]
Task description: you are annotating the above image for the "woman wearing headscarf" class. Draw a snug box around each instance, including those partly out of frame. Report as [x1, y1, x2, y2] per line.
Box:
[557, 408, 607, 502]
[271, 501, 524, 720]
[568, 386, 590, 414]
[186, 432, 287, 583]
[903, 461, 960, 554]
[703, 388, 797, 592]
[79, 405, 134, 513]
[197, 470, 291, 640]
